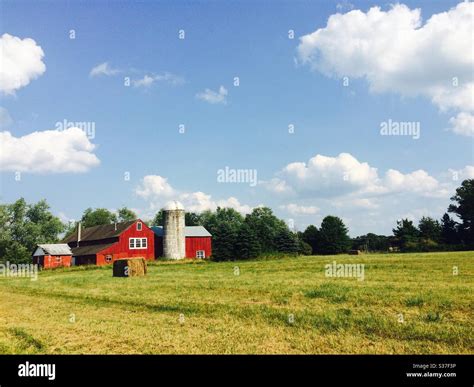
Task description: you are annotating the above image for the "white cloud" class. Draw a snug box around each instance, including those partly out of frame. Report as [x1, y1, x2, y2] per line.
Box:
[280, 203, 319, 215]
[132, 72, 184, 88]
[0, 33, 46, 95]
[135, 175, 255, 214]
[0, 107, 12, 129]
[297, 2, 474, 136]
[448, 112, 474, 137]
[0, 127, 100, 173]
[196, 85, 228, 104]
[135, 175, 176, 198]
[265, 152, 448, 199]
[89, 62, 120, 77]
[447, 165, 474, 182]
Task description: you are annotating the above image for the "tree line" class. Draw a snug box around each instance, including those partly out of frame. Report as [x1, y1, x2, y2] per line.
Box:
[0, 179, 472, 263]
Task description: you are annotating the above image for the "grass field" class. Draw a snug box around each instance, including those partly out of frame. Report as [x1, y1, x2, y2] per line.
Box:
[0, 251, 472, 354]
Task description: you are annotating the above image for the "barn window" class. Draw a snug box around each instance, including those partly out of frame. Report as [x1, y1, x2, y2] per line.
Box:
[137, 222, 142, 231]
[129, 237, 147, 249]
[105, 255, 112, 263]
[196, 250, 205, 259]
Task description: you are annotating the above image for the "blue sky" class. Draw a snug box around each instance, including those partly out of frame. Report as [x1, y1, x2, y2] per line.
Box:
[1, 0, 473, 236]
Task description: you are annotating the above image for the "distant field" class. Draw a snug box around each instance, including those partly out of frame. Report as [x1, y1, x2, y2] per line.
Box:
[0, 251, 472, 354]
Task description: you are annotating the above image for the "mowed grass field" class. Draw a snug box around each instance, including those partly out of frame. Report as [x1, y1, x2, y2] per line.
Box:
[0, 251, 472, 354]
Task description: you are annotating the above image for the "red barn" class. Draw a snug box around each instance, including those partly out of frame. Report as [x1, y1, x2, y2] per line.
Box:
[63, 219, 155, 266]
[151, 226, 212, 259]
[32, 244, 73, 269]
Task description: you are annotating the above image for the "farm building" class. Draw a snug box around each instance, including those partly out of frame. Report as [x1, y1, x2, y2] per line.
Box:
[151, 201, 212, 259]
[32, 244, 73, 269]
[151, 226, 212, 259]
[62, 219, 155, 266]
[33, 202, 212, 269]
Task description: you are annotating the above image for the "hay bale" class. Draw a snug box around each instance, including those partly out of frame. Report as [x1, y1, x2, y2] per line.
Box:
[348, 250, 362, 255]
[113, 258, 147, 277]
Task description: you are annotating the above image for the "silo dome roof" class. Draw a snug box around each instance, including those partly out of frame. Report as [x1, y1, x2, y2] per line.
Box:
[164, 200, 185, 211]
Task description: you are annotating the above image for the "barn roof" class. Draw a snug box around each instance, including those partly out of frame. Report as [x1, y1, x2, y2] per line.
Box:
[71, 243, 116, 256]
[34, 244, 72, 256]
[151, 226, 211, 237]
[63, 220, 136, 244]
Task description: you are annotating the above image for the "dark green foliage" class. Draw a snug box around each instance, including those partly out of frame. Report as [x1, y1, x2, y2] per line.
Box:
[0, 198, 65, 263]
[448, 179, 474, 243]
[81, 208, 117, 228]
[302, 225, 319, 254]
[234, 223, 261, 259]
[201, 207, 243, 261]
[351, 233, 390, 252]
[185, 212, 201, 226]
[440, 213, 459, 244]
[393, 219, 419, 251]
[297, 239, 313, 256]
[418, 216, 441, 243]
[275, 228, 299, 254]
[244, 207, 287, 253]
[317, 216, 351, 254]
[117, 207, 137, 222]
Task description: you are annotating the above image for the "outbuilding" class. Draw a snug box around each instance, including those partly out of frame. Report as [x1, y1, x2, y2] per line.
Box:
[32, 244, 73, 269]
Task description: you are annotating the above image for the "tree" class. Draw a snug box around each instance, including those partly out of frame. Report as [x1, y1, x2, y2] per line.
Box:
[418, 216, 441, 243]
[212, 222, 238, 261]
[201, 207, 243, 261]
[234, 223, 261, 259]
[440, 213, 459, 245]
[352, 233, 390, 252]
[244, 207, 287, 253]
[302, 225, 319, 254]
[81, 208, 117, 228]
[448, 179, 474, 243]
[275, 228, 299, 254]
[297, 239, 313, 255]
[0, 198, 65, 264]
[117, 207, 137, 222]
[152, 209, 165, 226]
[393, 219, 419, 251]
[317, 216, 351, 254]
[185, 212, 201, 226]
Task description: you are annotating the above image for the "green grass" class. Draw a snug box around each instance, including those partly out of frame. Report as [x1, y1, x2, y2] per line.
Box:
[0, 251, 472, 354]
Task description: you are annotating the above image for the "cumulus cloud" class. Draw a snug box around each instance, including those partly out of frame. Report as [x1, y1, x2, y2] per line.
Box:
[0, 33, 46, 94]
[448, 112, 474, 137]
[297, 2, 474, 136]
[196, 85, 228, 104]
[0, 127, 100, 173]
[135, 175, 255, 214]
[264, 152, 448, 199]
[280, 203, 319, 215]
[132, 72, 184, 88]
[89, 62, 120, 77]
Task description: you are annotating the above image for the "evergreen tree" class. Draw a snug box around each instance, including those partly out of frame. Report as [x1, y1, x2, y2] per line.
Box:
[302, 225, 319, 254]
[235, 223, 261, 259]
[440, 213, 459, 244]
[448, 179, 474, 243]
[275, 228, 299, 254]
[317, 216, 351, 254]
[392, 219, 419, 251]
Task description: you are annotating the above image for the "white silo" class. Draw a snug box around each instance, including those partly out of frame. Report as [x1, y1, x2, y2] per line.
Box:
[163, 200, 186, 259]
